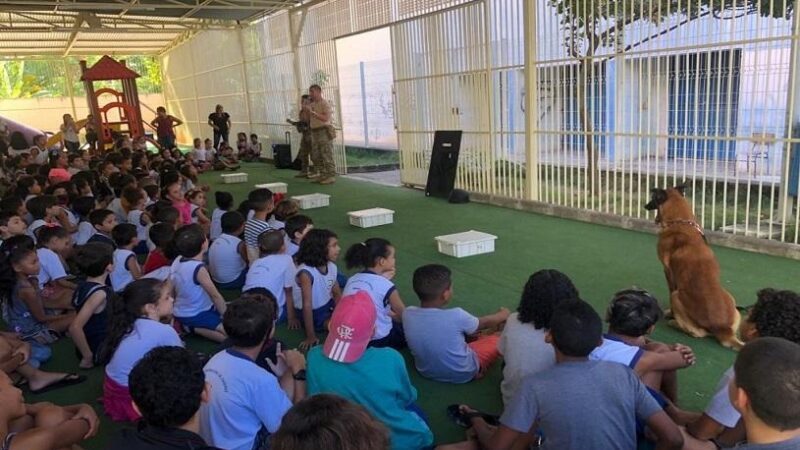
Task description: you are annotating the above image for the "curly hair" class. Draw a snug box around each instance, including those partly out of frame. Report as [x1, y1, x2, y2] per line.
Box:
[749, 289, 800, 344]
[517, 269, 579, 329]
[296, 229, 337, 268]
[129, 346, 205, 428]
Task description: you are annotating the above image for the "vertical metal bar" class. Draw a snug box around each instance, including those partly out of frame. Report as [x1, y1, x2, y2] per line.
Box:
[523, 0, 539, 200]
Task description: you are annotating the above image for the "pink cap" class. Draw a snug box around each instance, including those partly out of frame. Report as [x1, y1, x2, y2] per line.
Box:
[323, 291, 376, 363]
[48, 168, 71, 183]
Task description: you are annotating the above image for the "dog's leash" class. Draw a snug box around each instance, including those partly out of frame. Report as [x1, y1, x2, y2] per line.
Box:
[662, 219, 708, 243]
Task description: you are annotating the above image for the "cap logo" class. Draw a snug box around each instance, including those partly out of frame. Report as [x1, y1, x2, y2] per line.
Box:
[337, 324, 354, 340]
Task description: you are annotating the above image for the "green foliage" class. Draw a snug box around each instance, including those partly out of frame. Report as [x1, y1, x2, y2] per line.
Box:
[310, 69, 330, 87]
[0, 55, 162, 100]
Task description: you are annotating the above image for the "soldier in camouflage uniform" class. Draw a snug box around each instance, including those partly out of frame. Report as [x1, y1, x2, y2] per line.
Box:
[305, 84, 336, 185]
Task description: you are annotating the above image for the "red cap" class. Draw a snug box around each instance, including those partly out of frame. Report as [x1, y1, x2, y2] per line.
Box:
[323, 291, 376, 363]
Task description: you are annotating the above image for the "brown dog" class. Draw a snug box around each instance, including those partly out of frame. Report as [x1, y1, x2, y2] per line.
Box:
[645, 185, 742, 349]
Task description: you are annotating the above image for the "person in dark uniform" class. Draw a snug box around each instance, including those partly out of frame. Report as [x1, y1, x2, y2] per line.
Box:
[208, 105, 231, 150]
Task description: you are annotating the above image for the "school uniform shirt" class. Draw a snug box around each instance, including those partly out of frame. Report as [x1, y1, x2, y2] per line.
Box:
[292, 262, 337, 310]
[88, 232, 116, 249]
[286, 240, 299, 257]
[500, 360, 662, 450]
[110, 249, 136, 293]
[171, 257, 214, 319]
[733, 437, 800, 450]
[342, 271, 397, 340]
[108, 198, 127, 223]
[208, 234, 246, 284]
[61, 207, 79, 241]
[267, 218, 284, 230]
[105, 318, 183, 386]
[243, 254, 294, 317]
[110, 424, 222, 450]
[194, 148, 208, 162]
[36, 247, 68, 289]
[71, 281, 111, 357]
[243, 217, 271, 250]
[588, 334, 644, 369]
[143, 249, 171, 275]
[190, 204, 201, 224]
[200, 350, 293, 450]
[128, 210, 149, 244]
[26, 219, 48, 243]
[75, 221, 96, 245]
[498, 312, 555, 406]
[307, 346, 434, 450]
[704, 367, 740, 428]
[402, 306, 480, 383]
[210, 208, 225, 241]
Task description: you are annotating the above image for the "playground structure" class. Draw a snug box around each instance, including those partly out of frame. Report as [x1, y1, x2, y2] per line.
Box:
[79, 55, 144, 146]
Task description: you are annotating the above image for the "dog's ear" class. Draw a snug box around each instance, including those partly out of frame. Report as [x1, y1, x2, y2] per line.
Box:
[645, 188, 667, 211]
[674, 182, 688, 196]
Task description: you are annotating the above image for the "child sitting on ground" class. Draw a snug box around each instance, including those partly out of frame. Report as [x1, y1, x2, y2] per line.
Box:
[123, 187, 150, 255]
[243, 230, 297, 325]
[110, 223, 141, 293]
[404, 264, 509, 383]
[171, 224, 228, 343]
[284, 214, 313, 257]
[589, 288, 695, 403]
[343, 238, 407, 349]
[498, 269, 579, 407]
[109, 346, 220, 449]
[201, 298, 306, 450]
[187, 189, 211, 235]
[142, 222, 175, 275]
[243, 188, 274, 263]
[269, 199, 299, 230]
[87, 208, 118, 248]
[71, 196, 96, 245]
[0, 210, 27, 246]
[208, 211, 248, 290]
[307, 292, 435, 450]
[25, 195, 58, 242]
[68, 242, 114, 369]
[294, 229, 341, 350]
[0, 371, 99, 450]
[210, 191, 233, 241]
[35, 225, 76, 310]
[163, 180, 192, 225]
[100, 279, 183, 422]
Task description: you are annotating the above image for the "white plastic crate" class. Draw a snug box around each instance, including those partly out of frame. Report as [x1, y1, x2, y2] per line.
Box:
[292, 193, 330, 209]
[435, 230, 497, 258]
[348, 208, 395, 228]
[221, 172, 248, 184]
[255, 182, 287, 194]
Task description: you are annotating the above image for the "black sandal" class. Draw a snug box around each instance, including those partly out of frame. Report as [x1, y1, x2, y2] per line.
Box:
[446, 404, 500, 428]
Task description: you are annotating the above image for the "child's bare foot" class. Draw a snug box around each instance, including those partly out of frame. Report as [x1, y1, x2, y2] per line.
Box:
[27, 371, 85, 393]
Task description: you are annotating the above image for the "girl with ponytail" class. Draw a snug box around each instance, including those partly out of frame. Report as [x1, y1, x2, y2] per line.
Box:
[100, 278, 183, 422]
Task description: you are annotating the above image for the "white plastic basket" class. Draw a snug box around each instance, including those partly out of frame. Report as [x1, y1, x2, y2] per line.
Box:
[292, 193, 330, 209]
[435, 230, 497, 258]
[221, 172, 248, 184]
[348, 208, 395, 228]
[255, 182, 288, 194]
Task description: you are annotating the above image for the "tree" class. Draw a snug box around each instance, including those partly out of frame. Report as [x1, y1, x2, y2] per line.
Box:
[549, 0, 795, 194]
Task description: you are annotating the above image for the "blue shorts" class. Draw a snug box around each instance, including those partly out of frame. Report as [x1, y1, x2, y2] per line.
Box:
[295, 299, 334, 332]
[177, 307, 222, 331]
[27, 341, 52, 369]
[215, 269, 246, 291]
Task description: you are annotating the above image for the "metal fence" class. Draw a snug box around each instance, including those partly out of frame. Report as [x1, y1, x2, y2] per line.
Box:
[160, 0, 800, 247]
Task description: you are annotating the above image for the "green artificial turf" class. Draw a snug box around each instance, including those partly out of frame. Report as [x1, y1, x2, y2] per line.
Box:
[21, 162, 798, 448]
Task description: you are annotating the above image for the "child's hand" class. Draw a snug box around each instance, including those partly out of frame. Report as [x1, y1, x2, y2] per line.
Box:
[73, 404, 100, 438]
[78, 356, 94, 370]
[381, 268, 396, 281]
[299, 337, 319, 352]
[282, 348, 307, 374]
[496, 307, 511, 321]
[287, 318, 301, 330]
[12, 341, 31, 365]
[265, 343, 289, 376]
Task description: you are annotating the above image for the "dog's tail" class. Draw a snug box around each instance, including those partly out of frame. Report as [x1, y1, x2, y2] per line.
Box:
[713, 309, 744, 351]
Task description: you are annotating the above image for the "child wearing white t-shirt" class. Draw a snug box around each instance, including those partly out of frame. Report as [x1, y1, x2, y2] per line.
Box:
[209, 211, 247, 290]
[123, 188, 151, 255]
[35, 225, 77, 310]
[110, 224, 141, 293]
[243, 230, 296, 323]
[294, 229, 341, 351]
[210, 191, 234, 241]
[283, 215, 313, 257]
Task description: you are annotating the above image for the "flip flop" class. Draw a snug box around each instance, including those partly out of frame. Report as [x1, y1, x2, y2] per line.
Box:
[446, 404, 500, 428]
[29, 373, 86, 395]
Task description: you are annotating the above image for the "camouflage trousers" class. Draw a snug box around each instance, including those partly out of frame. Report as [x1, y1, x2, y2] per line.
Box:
[297, 130, 312, 173]
[309, 127, 336, 178]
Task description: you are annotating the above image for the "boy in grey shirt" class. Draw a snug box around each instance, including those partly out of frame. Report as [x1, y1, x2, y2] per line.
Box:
[461, 299, 683, 450]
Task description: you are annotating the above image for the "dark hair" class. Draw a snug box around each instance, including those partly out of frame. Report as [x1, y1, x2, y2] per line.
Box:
[215, 191, 234, 210]
[129, 346, 205, 428]
[179, 165, 198, 184]
[9, 131, 29, 150]
[149, 222, 175, 249]
[71, 196, 96, 219]
[549, 299, 602, 357]
[0, 210, 19, 228]
[26, 195, 57, 220]
[345, 238, 392, 270]
[296, 229, 337, 268]
[99, 279, 167, 364]
[221, 211, 245, 234]
[240, 287, 278, 315]
[14, 176, 38, 199]
[285, 215, 313, 242]
[412, 264, 451, 302]
[517, 269, 579, 328]
[75, 242, 114, 277]
[223, 298, 274, 348]
[0, 197, 23, 215]
[36, 224, 69, 247]
[89, 209, 114, 227]
[309, 84, 322, 92]
[273, 199, 298, 222]
[121, 186, 144, 207]
[258, 230, 285, 255]
[247, 188, 273, 213]
[734, 337, 800, 430]
[156, 106, 166, 113]
[155, 204, 180, 225]
[10, 245, 36, 268]
[112, 223, 138, 247]
[749, 289, 800, 344]
[271, 394, 391, 450]
[112, 174, 136, 197]
[173, 224, 205, 257]
[143, 184, 159, 200]
[606, 288, 663, 337]
[0, 235, 35, 293]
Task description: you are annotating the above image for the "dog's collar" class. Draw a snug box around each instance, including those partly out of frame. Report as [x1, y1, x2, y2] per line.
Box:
[661, 219, 706, 238]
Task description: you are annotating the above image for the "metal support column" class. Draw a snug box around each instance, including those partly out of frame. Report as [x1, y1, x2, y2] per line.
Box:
[523, 0, 539, 200]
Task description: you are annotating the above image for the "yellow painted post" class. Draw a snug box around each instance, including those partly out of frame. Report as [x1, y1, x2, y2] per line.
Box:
[523, 0, 539, 200]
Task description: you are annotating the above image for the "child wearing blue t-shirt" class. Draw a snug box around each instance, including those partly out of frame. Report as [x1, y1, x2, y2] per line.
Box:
[283, 214, 313, 257]
[171, 224, 228, 343]
[403, 264, 509, 384]
[342, 238, 407, 349]
[243, 230, 296, 324]
[293, 229, 341, 351]
[69, 242, 114, 369]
